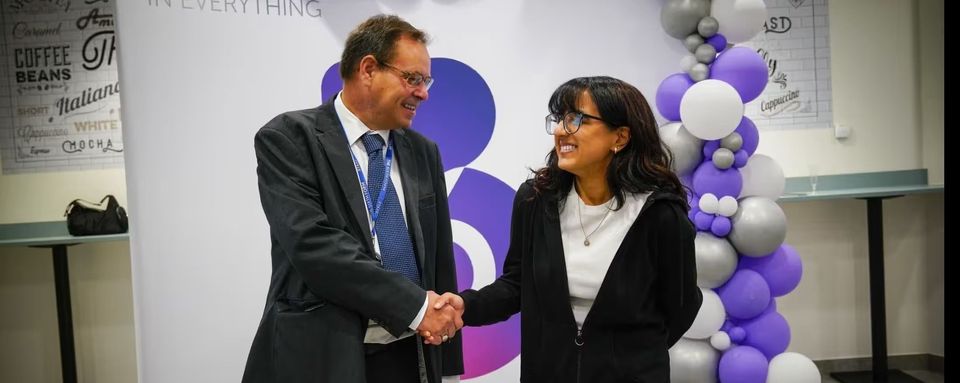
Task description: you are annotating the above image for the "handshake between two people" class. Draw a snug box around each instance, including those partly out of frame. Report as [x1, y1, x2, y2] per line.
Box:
[416, 291, 464, 345]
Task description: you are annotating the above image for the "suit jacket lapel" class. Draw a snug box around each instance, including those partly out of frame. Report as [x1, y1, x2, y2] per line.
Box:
[313, 101, 375, 253]
[392, 130, 427, 278]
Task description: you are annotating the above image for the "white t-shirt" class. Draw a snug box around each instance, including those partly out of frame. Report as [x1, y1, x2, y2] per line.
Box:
[560, 186, 651, 328]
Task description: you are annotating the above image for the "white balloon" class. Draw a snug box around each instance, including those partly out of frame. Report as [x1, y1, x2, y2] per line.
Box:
[681, 53, 699, 72]
[680, 79, 744, 140]
[684, 288, 726, 339]
[659, 122, 704, 176]
[767, 352, 822, 383]
[711, 0, 768, 43]
[740, 154, 786, 199]
[710, 331, 732, 351]
[718, 196, 738, 217]
[699, 193, 719, 214]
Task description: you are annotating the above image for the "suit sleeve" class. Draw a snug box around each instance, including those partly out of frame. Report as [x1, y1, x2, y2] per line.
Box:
[655, 202, 703, 347]
[255, 122, 424, 336]
[459, 183, 529, 326]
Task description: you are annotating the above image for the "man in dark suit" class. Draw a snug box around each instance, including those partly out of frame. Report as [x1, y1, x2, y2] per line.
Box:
[242, 15, 464, 383]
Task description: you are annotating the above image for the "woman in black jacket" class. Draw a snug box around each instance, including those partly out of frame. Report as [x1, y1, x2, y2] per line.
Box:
[435, 76, 702, 382]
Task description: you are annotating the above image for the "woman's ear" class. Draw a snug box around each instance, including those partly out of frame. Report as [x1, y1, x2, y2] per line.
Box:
[616, 126, 631, 148]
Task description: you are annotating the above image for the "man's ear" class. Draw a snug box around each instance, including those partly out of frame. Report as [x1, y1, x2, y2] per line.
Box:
[357, 55, 379, 84]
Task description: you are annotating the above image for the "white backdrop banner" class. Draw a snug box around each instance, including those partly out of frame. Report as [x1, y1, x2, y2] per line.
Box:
[115, 1, 682, 381]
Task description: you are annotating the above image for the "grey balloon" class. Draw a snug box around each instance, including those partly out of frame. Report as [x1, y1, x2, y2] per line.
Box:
[659, 123, 703, 175]
[684, 34, 705, 53]
[712, 148, 735, 169]
[688, 63, 710, 82]
[660, 0, 711, 40]
[698, 16, 720, 38]
[695, 43, 717, 64]
[695, 232, 738, 288]
[721, 132, 744, 152]
[730, 197, 788, 257]
[669, 338, 719, 383]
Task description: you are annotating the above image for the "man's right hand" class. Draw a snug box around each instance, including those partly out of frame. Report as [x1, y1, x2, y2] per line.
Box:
[418, 291, 464, 345]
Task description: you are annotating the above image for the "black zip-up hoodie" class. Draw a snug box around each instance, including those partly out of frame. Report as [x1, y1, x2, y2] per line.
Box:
[461, 180, 702, 382]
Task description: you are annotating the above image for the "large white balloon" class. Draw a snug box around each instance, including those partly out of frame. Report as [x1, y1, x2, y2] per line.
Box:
[669, 338, 720, 383]
[659, 122, 704, 176]
[767, 352, 822, 383]
[680, 79, 744, 140]
[711, 0, 768, 43]
[739, 154, 786, 199]
[684, 288, 726, 339]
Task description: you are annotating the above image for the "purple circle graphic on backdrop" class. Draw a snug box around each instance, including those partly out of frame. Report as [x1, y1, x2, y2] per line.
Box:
[449, 168, 520, 378]
[321, 58, 496, 171]
[323, 58, 515, 378]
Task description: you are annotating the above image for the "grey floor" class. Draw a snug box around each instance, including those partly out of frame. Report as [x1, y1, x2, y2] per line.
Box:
[821, 369, 944, 383]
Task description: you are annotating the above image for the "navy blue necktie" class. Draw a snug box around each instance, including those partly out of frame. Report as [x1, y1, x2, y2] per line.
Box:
[360, 133, 421, 286]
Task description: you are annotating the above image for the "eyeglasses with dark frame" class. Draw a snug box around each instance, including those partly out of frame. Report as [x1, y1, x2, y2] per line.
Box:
[380, 62, 434, 91]
[544, 111, 610, 135]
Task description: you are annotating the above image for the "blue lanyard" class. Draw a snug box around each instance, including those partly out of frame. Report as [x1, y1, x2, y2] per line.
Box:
[348, 133, 394, 238]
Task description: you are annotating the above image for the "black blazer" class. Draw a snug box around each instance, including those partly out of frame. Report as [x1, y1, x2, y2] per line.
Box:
[461, 182, 701, 383]
[242, 100, 463, 383]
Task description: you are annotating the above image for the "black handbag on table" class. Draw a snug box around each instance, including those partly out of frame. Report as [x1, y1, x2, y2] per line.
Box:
[63, 195, 129, 236]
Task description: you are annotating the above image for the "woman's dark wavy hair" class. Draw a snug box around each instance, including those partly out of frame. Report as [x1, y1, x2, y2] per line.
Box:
[532, 76, 687, 211]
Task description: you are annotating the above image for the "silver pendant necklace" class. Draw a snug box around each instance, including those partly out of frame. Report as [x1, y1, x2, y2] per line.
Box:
[577, 193, 612, 246]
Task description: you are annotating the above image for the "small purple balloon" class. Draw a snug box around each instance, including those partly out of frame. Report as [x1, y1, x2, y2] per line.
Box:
[729, 326, 747, 343]
[719, 345, 768, 383]
[733, 149, 750, 168]
[707, 33, 728, 53]
[722, 320, 734, 332]
[689, 202, 701, 222]
[735, 117, 760, 156]
[740, 244, 804, 297]
[711, 47, 769, 103]
[655, 73, 694, 121]
[741, 311, 791, 359]
[718, 269, 771, 320]
[695, 211, 714, 231]
[703, 140, 721, 158]
[711, 215, 732, 236]
[692, 161, 743, 198]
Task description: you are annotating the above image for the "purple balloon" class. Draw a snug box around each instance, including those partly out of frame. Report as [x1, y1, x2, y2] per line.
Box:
[735, 117, 760, 156]
[688, 201, 701, 222]
[707, 33, 728, 53]
[733, 149, 750, 168]
[692, 161, 743, 198]
[739, 244, 804, 297]
[718, 269, 771, 320]
[711, 47, 769, 103]
[703, 140, 721, 158]
[695, 211, 714, 231]
[711, 216, 732, 237]
[761, 297, 778, 315]
[655, 73, 694, 121]
[729, 326, 746, 343]
[722, 320, 734, 332]
[740, 311, 791, 359]
[719, 346, 769, 383]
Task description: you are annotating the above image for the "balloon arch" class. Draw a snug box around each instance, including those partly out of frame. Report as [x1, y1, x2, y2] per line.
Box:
[657, 1, 822, 382]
